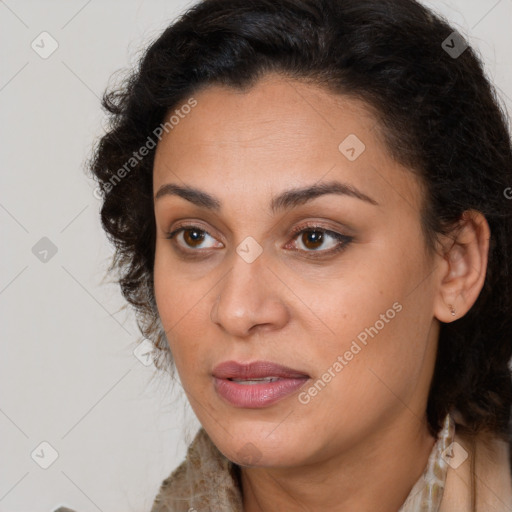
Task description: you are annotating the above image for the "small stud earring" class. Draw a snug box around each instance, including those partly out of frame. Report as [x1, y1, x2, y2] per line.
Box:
[448, 304, 456, 316]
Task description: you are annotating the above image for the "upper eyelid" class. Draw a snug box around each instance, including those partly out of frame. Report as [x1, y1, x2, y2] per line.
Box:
[167, 217, 352, 236]
[167, 222, 343, 237]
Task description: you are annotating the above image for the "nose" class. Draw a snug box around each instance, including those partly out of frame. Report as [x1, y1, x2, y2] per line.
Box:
[210, 251, 290, 338]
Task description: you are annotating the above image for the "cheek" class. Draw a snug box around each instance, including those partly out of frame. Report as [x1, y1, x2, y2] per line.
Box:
[153, 257, 174, 333]
[306, 236, 433, 394]
[153, 258, 213, 375]
[298, 305, 428, 438]
[153, 243, 194, 327]
[153, 254, 189, 365]
[306, 261, 406, 359]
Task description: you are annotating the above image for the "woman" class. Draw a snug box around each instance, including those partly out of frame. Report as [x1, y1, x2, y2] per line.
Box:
[86, 0, 512, 510]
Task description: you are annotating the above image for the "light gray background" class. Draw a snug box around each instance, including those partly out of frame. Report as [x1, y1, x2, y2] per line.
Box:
[1, 1, 511, 511]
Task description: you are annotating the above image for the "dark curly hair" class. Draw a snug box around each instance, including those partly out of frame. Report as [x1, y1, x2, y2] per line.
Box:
[88, 0, 512, 456]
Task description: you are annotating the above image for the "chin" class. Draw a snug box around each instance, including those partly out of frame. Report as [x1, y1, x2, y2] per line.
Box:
[206, 421, 310, 468]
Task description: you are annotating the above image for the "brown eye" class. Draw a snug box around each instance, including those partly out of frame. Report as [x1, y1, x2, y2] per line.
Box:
[182, 228, 206, 248]
[290, 227, 351, 254]
[300, 230, 325, 250]
[166, 226, 222, 251]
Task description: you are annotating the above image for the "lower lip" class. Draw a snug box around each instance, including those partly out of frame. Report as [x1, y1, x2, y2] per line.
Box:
[213, 377, 309, 408]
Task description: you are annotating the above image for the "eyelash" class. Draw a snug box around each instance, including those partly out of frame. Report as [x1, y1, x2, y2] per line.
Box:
[165, 222, 353, 259]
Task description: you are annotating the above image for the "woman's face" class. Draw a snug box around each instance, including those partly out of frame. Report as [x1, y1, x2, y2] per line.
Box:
[153, 74, 441, 467]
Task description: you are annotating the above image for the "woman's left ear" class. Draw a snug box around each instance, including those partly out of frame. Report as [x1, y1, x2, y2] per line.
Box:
[433, 210, 490, 323]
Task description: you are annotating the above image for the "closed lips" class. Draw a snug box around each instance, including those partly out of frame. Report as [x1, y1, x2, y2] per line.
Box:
[212, 360, 310, 408]
[212, 360, 310, 380]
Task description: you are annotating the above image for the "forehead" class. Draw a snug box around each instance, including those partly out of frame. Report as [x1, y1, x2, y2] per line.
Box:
[152, 74, 423, 213]
[156, 75, 374, 157]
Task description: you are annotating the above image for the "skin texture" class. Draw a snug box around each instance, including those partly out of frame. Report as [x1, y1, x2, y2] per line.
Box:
[152, 74, 490, 512]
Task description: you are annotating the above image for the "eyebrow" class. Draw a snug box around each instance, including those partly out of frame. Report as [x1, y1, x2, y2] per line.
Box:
[154, 180, 379, 214]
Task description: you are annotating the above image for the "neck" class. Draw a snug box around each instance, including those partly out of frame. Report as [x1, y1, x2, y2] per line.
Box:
[240, 411, 436, 512]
